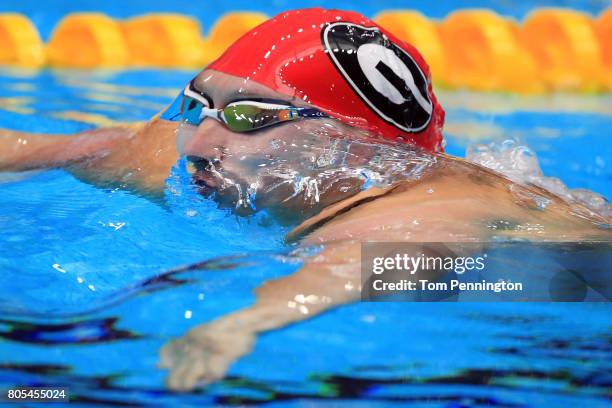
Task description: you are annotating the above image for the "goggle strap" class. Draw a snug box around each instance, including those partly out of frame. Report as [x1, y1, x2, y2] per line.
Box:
[183, 84, 211, 109]
[298, 108, 327, 118]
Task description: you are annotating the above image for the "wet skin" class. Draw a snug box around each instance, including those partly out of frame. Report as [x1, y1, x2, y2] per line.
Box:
[1, 69, 610, 391]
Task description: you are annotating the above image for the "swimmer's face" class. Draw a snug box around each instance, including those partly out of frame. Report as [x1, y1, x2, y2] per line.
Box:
[176, 69, 369, 217]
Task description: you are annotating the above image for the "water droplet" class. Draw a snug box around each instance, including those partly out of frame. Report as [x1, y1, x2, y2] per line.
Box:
[533, 195, 551, 210]
[361, 315, 376, 323]
[52, 263, 66, 273]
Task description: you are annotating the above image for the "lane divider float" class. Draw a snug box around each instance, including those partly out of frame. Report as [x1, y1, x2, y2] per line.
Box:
[0, 8, 609, 92]
[46, 13, 128, 68]
[437, 10, 543, 93]
[519, 8, 604, 92]
[121, 14, 205, 68]
[0, 13, 44, 66]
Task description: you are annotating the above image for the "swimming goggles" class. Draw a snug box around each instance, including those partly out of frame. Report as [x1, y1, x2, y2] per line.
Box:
[162, 79, 327, 133]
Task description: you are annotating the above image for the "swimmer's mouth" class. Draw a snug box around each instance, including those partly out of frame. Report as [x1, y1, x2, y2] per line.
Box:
[186, 155, 255, 215]
[187, 156, 221, 192]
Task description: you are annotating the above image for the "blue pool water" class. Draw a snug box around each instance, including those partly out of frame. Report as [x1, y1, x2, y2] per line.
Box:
[0, 69, 610, 407]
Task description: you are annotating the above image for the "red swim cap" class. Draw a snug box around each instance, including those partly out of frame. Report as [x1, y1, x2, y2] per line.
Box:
[208, 8, 445, 152]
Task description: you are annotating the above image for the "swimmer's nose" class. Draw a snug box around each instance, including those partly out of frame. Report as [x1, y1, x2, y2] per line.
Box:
[180, 119, 232, 158]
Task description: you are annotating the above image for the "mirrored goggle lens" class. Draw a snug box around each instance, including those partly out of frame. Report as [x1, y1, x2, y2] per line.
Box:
[181, 95, 204, 125]
[222, 104, 299, 132]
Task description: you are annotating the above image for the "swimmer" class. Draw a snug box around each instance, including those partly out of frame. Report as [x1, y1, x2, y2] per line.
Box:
[0, 8, 609, 391]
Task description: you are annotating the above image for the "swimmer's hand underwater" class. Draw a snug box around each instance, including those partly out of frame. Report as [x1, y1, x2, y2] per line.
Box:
[0, 7, 610, 392]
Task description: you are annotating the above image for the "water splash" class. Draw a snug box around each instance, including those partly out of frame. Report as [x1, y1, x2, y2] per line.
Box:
[174, 121, 438, 218]
[466, 139, 611, 218]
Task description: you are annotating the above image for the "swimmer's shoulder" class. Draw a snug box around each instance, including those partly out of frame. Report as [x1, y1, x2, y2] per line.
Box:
[285, 154, 457, 243]
[288, 153, 611, 246]
[285, 184, 398, 243]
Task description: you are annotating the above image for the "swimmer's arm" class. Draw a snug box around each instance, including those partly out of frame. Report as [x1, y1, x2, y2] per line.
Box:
[0, 126, 139, 172]
[160, 235, 476, 391]
[0, 119, 179, 196]
[160, 241, 362, 391]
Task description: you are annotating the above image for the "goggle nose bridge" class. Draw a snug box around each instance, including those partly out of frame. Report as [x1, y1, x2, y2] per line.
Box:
[199, 106, 225, 124]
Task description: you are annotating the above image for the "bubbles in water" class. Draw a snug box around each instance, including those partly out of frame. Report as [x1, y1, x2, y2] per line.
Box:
[570, 189, 610, 216]
[270, 138, 281, 149]
[466, 139, 611, 218]
[467, 140, 541, 183]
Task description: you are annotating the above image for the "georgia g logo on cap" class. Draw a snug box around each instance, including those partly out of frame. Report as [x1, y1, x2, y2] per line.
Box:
[322, 22, 433, 133]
